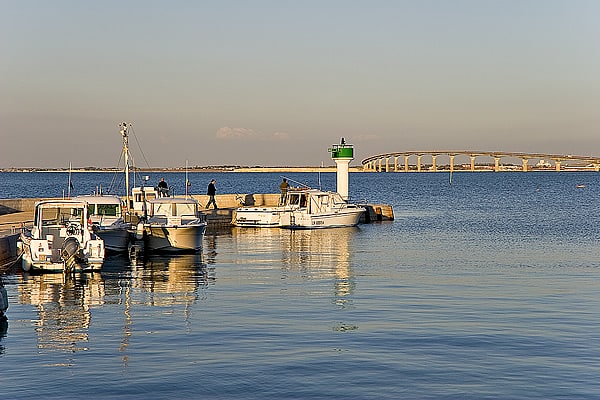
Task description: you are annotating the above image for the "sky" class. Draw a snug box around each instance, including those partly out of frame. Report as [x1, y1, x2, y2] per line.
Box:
[1, 0, 599, 168]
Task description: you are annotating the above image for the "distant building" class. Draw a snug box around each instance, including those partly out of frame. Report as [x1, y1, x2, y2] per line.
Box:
[536, 159, 552, 168]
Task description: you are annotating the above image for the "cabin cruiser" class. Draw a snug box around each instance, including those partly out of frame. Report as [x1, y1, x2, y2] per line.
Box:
[19, 199, 105, 272]
[279, 189, 365, 229]
[139, 197, 207, 252]
[233, 188, 365, 229]
[74, 195, 132, 253]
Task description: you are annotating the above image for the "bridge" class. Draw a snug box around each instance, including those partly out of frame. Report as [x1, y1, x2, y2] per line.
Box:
[361, 151, 600, 172]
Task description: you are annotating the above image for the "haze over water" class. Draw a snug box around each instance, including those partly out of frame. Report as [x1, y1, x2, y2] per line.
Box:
[1, 171, 599, 399]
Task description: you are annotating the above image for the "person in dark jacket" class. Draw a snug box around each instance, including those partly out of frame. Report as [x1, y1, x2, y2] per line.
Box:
[206, 179, 217, 209]
[157, 178, 169, 197]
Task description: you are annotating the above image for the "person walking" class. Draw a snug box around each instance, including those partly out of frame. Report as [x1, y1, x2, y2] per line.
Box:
[206, 179, 217, 209]
[279, 178, 289, 205]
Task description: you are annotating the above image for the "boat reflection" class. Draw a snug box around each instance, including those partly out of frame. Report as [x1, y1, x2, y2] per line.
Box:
[129, 253, 214, 302]
[232, 226, 358, 305]
[18, 272, 103, 356]
[16, 252, 214, 358]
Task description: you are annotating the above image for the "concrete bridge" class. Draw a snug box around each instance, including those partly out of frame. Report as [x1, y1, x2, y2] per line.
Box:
[361, 151, 600, 172]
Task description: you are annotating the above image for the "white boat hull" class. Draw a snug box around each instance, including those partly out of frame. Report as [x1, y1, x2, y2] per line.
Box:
[20, 237, 104, 273]
[279, 208, 364, 229]
[144, 223, 207, 252]
[232, 207, 285, 227]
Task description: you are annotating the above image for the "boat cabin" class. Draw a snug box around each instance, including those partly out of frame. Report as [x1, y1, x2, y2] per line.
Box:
[131, 186, 158, 214]
[74, 195, 124, 224]
[286, 189, 347, 214]
[33, 200, 90, 248]
[147, 197, 204, 226]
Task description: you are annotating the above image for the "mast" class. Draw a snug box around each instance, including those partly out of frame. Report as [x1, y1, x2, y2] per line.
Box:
[185, 159, 189, 198]
[120, 122, 130, 212]
[67, 161, 73, 198]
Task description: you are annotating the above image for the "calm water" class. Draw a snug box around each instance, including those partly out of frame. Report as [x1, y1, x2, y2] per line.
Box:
[1, 171, 600, 399]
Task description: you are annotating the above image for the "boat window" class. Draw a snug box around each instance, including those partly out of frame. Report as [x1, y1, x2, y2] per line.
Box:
[154, 203, 171, 216]
[177, 203, 196, 216]
[300, 195, 307, 208]
[87, 204, 96, 215]
[39, 206, 83, 226]
[70, 207, 84, 224]
[97, 204, 118, 216]
[40, 207, 60, 226]
[288, 194, 299, 205]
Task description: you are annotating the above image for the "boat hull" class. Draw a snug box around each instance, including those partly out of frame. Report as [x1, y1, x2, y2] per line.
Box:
[144, 223, 207, 252]
[94, 226, 131, 253]
[280, 208, 364, 229]
[232, 207, 285, 227]
[20, 237, 104, 273]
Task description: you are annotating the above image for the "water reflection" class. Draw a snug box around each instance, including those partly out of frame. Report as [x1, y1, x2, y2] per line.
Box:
[18, 272, 102, 356]
[286, 228, 356, 307]
[232, 227, 358, 306]
[0, 306, 7, 355]
[17, 252, 214, 358]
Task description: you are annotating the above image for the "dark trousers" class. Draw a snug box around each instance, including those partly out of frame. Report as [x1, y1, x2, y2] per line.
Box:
[206, 195, 217, 209]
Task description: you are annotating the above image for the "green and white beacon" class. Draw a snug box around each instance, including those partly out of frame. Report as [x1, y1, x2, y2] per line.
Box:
[328, 137, 354, 201]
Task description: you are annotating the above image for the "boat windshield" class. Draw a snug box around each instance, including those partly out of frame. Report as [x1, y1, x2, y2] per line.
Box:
[38, 205, 84, 226]
[88, 203, 120, 217]
[152, 202, 197, 217]
[176, 203, 197, 216]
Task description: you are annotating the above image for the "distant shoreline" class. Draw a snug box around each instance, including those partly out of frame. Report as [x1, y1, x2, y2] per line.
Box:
[0, 166, 597, 173]
[0, 166, 363, 173]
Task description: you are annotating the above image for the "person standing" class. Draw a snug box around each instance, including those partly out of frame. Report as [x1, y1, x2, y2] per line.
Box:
[206, 179, 217, 209]
[157, 178, 169, 197]
[279, 178, 289, 205]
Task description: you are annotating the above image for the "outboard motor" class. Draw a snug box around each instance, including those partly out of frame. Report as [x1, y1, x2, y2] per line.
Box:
[61, 236, 81, 270]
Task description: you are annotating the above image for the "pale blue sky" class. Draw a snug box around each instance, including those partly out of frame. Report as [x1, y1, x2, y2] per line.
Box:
[1, 0, 599, 168]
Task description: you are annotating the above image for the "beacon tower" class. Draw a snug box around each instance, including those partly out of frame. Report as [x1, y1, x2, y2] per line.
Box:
[328, 138, 354, 201]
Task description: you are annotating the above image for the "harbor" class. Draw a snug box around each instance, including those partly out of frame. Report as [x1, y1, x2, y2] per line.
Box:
[1, 170, 599, 399]
[0, 194, 393, 269]
[0, 136, 395, 272]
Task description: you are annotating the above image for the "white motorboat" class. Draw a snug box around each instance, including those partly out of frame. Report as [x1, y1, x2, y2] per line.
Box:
[279, 189, 365, 229]
[233, 188, 365, 229]
[140, 197, 207, 252]
[74, 195, 132, 253]
[19, 200, 105, 272]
